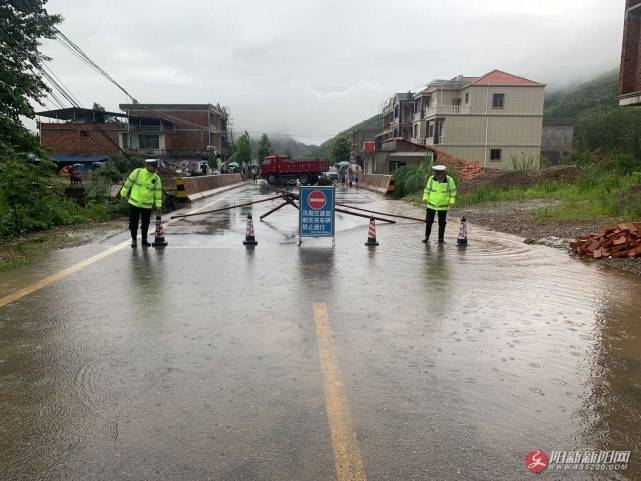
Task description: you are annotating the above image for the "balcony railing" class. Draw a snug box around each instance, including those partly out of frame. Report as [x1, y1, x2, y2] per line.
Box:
[424, 105, 471, 117]
[129, 124, 163, 134]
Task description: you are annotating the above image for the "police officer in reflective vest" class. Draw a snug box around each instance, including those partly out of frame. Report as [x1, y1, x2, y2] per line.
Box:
[121, 159, 163, 248]
[422, 164, 456, 243]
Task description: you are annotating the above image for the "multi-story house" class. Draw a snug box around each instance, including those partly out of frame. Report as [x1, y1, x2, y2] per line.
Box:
[620, 0, 641, 106]
[37, 103, 230, 161]
[409, 70, 545, 169]
[119, 103, 229, 158]
[376, 92, 414, 147]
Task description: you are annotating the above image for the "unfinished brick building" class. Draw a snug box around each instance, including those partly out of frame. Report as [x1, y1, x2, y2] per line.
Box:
[37, 103, 230, 161]
[620, 0, 641, 106]
[119, 103, 229, 158]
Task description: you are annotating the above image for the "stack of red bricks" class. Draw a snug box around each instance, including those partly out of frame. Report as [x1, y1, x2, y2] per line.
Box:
[571, 224, 641, 258]
[458, 161, 482, 181]
[429, 147, 482, 181]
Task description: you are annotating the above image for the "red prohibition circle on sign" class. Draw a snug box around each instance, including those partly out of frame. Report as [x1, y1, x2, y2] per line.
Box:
[308, 190, 327, 210]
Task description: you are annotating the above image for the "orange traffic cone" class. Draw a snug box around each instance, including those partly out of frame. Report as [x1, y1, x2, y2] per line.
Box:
[152, 215, 168, 247]
[243, 213, 258, 246]
[364, 215, 379, 246]
[457, 217, 468, 246]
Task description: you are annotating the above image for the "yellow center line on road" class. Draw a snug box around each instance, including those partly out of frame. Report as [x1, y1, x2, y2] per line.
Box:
[313, 303, 367, 481]
[0, 193, 236, 309]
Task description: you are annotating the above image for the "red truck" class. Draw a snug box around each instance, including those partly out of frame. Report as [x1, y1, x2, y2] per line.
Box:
[260, 155, 330, 185]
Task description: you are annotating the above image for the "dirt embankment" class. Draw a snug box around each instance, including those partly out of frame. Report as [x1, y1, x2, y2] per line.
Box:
[449, 165, 641, 277]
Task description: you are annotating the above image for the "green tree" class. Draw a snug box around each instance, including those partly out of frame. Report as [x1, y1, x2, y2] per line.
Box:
[332, 135, 351, 163]
[256, 133, 272, 164]
[1, 0, 62, 152]
[234, 131, 252, 166]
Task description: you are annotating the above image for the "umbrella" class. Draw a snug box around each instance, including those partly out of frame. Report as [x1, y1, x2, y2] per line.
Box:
[337, 161, 351, 167]
[227, 162, 239, 167]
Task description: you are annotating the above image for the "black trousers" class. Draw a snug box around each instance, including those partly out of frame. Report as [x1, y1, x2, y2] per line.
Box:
[129, 204, 152, 242]
[425, 208, 447, 240]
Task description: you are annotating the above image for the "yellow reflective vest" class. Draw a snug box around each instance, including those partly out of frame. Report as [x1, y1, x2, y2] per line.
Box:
[423, 175, 456, 211]
[122, 168, 162, 209]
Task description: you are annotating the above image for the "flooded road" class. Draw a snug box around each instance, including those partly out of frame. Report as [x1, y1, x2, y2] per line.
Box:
[1, 183, 641, 480]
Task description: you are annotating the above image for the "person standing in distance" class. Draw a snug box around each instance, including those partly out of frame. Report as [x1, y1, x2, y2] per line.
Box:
[422, 164, 456, 243]
[121, 159, 163, 248]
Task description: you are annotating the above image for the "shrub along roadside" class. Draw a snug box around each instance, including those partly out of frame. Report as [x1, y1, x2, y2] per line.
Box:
[394, 155, 459, 199]
[0, 146, 124, 239]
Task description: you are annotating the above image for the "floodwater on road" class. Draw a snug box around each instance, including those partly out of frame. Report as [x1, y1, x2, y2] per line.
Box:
[1, 183, 640, 481]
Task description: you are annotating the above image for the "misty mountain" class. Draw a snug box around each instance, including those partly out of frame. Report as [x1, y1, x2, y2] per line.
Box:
[544, 69, 619, 122]
[302, 114, 381, 159]
[244, 134, 316, 161]
[269, 136, 315, 158]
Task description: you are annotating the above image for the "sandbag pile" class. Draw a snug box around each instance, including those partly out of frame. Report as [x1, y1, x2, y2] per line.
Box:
[571, 224, 641, 258]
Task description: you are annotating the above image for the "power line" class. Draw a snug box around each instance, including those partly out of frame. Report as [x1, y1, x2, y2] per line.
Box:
[19, 0, 138, 103]
[53, 29, 138, 103]
[41, 63, 82, 106]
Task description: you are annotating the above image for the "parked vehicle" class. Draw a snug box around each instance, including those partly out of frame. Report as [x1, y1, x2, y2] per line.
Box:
[260, 155, 330, 185]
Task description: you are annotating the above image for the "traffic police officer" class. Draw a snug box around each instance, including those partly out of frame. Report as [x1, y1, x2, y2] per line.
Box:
[121, 159, 163, 248]
[422, 164, 456, 243]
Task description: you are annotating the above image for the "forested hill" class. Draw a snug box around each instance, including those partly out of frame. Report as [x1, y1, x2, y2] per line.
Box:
[544, 69, 619, 123]
[302, 114, 381, 159]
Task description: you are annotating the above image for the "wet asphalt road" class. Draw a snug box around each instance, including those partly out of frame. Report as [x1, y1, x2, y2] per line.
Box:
[2, 183, 641, 481]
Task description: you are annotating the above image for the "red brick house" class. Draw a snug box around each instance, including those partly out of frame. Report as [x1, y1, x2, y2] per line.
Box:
[620, 0, 641, 106]
[36, 103, 229, 160]
[119, 104, 228, 157]
[37, 107, 127, 156]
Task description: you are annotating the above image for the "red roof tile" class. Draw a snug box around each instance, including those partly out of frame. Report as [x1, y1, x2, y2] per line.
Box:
[470, 70, 542, 86]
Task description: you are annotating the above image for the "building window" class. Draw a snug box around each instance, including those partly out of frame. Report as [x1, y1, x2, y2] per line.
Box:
[389, 161, 407, 173]
[490, 148, 502, 161]
[492, 93, 505, 108]
[452, 98, 461, 106]
[428, 122, 434, 138]
[413, 124, 418, 137]
[465, 93, 469, 104]
[139, 134, 160, 150]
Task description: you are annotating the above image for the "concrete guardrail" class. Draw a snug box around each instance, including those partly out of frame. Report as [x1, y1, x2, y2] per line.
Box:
[358, 174, 395, 194]
[176, 173, 243, 201]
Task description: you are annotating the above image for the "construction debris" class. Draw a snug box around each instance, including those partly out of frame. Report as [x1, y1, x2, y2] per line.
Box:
[571, 223, 641, 258]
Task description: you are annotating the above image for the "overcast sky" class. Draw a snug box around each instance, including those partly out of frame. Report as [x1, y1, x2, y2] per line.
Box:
[36, 0, 625, 144]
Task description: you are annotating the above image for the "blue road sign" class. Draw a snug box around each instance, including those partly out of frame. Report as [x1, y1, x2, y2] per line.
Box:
[299, 186, 335, 238]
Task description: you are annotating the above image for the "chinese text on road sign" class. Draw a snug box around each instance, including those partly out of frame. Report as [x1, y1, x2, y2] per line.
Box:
[299, 186, 335, 237]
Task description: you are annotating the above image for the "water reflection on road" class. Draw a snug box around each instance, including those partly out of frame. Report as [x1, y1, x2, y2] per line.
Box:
[1, 184, 640, 480]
